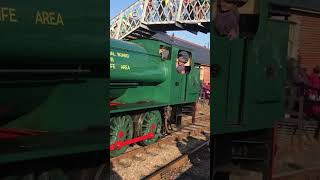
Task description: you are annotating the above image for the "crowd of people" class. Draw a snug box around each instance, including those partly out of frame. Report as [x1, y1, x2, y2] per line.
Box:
[290, 64, 320, 140]
[295, 65, 320, 116]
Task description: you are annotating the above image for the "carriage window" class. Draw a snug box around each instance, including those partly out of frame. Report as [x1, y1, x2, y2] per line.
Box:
[176, 50, 192, 74]
[159, 45, 171, 60]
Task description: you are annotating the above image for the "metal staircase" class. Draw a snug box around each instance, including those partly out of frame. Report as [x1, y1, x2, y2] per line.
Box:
[110, 0, 211, 40]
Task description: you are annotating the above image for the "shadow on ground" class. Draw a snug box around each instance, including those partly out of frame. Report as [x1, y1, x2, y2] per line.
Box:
[109, 163, 122, 180]
[175, 133, 210, 180]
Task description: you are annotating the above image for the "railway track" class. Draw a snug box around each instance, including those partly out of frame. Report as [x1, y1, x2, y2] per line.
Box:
[274, 117, 320, 180]
[143, 140, 210, 180]
[275, 117, 319, 149]
[110, 115, 210, 180]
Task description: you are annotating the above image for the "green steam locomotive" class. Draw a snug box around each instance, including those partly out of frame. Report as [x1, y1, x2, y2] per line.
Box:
[109, 38, 201, 157]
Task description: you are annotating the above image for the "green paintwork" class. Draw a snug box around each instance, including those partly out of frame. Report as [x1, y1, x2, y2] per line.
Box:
[212, 0, 289, 134]
[110, 39, 200, 113]
[0, 78, 107, 167]
[110, 39, 167, 100]
[110, 115, 133, 157]
[0, 1, 107, 179]
[0, 1, 107, 174]
[110, 101, 168, 114]
[0, 0, 106, 63]
[3, 79, 106, 131]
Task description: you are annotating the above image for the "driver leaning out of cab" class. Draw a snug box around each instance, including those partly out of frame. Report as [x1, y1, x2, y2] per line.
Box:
[176, 51, 189, 74]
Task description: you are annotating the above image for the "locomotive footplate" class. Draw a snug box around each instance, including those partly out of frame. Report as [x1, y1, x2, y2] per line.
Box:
[110, 101, 168, 114]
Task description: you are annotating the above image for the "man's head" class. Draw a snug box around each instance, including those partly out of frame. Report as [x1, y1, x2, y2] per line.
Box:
[178, 60, 185, 66]
[177, 53, 188, 63]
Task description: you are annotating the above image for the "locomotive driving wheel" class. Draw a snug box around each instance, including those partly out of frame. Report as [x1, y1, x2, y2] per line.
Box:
[110, 115, 133, 157]
[137, 110, 162, 146]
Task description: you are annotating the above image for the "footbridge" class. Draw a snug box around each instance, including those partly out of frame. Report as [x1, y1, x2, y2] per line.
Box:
[110, 0, 211, 40]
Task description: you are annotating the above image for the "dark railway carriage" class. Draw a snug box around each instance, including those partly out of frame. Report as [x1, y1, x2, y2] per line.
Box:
[211, 0, 289, 179]
[211, 0, 320, 179]
[109, 39, 201, 157]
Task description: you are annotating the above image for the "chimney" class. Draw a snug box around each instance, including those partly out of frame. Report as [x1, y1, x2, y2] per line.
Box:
[170, 33, 175, 43]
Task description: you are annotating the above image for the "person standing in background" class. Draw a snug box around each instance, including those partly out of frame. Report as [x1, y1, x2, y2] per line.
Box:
[167, 0, 175, 21]
[145, 0, 154, 21]
[307, 66, 320, 140]
[195, 0, 205, 20]
[158, 0, 166, 21]
[183, 0, 194, 20]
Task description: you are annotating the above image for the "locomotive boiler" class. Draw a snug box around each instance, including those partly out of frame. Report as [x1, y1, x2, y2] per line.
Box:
[110, 40, 167, 100]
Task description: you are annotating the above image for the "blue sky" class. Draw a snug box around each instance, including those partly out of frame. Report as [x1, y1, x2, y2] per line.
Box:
[110, 0, 210, 48]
